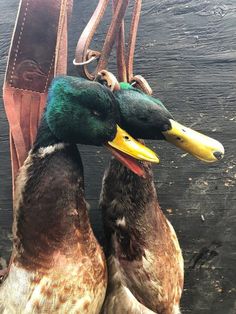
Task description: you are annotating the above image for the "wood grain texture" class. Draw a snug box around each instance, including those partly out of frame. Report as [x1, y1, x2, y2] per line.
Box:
[0, 0, 235, 313]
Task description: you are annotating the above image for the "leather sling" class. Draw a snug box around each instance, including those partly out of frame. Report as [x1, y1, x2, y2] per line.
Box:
[74, 0, 151, 93]
[3, 0, 72, 190]
[0, 0, 72, 280]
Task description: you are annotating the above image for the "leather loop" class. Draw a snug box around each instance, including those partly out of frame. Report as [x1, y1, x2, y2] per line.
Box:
[75, 0, 129, 80]
[75, 0, 152, 95]
[130, 75, 153, 95]
[97, 0, 129, 75]
[113, 0, 127, 82]
[126, 0, 142, 82]
[75, 0, 109, 80]
[114, 0, 153, 95]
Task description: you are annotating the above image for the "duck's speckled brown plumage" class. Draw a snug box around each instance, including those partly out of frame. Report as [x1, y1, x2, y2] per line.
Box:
[0, 75, 130, 313]
[100, 157, 184, 314]
[0, 143, 107, 313]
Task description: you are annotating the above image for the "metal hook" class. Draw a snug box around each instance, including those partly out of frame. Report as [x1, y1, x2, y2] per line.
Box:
[73, 55, 99, 66]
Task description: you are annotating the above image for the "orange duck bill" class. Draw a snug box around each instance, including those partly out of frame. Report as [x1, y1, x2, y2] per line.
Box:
[106, 125, 159, 177]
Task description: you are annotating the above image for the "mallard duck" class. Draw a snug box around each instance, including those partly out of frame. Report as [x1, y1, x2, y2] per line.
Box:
[0, 76, 159, 314]
[100, 82, 224, 313]
[116, 82, 224, 163]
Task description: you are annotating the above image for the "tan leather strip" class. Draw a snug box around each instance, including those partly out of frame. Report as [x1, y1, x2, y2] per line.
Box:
[113, 0, 127, 82]
[3, 85, 28, 167]
[112, 0, 143, 83]
[75, 0, 109, 79]
[55, 0, 73, 75]
[10, 134, 20, 185]
[29, 94, 41, 147]
[38, 94, 48, 127]
[20, 93, 32, 151]
[75, 0, 129, 80]
[126, 0, 142, 82]
[117, 23, 127, 82]
[97, 0, 129, 73]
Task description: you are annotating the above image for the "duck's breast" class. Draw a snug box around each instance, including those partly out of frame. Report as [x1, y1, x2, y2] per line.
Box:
[0, 245, 107, 314]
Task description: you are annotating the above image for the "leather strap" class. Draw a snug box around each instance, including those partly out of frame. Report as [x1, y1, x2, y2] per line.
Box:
[115, 0, 152, 94]
[55, 0, 73, 76]
[126, 0, 142, 82]
[75, 0, 129, 80]
[75, 0, 108, 79]
[113, 0, 127, 82]
[1, 0, 72, 281]
[98, 0, 129, 75]
[75, 0, 151, 94]
[3, 0, 72, 187]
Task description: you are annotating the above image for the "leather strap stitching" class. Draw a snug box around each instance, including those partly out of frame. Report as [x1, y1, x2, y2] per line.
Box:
[9, 0, 30, 86]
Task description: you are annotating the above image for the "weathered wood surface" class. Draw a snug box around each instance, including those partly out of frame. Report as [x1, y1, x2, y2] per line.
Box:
[0, 0, 235, 313]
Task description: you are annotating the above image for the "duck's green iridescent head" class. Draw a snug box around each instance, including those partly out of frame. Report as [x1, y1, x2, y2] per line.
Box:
[114, 83, 173, 140]
[38, 76, 159, 177]
[46, 76, 119, 146]
[115, 82, 224, 163]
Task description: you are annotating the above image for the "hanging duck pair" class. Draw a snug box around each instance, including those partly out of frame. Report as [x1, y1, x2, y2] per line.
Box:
[0, 71, 224, 313]
[73, 1, 224, 312]
[0, 3, 165, 313]
[0, 75, 162, 313]
[1, 0, 224, 314]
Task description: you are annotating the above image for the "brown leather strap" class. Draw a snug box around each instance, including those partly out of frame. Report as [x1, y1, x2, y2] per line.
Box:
[126, 0, 142, 82]
[75, 0, 109, 79]
[55, 0, 73, 76]
[113, 0, 127, 82]
[114, 0, 152, 94]
[2, 0, 72, 279]
[3, 0, 72, 188]
[98, 0, 129, 74]
[75, 0, 129, 80]
[75, 0, 151, 95]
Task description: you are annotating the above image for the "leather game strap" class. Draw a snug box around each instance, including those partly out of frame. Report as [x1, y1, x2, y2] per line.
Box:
[3, 0, 72, 187]
[0, 0, 72, 281]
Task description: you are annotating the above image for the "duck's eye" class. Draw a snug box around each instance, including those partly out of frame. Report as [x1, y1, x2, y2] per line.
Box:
[92, 110, 101, 117]
[124, 136, 130, 141]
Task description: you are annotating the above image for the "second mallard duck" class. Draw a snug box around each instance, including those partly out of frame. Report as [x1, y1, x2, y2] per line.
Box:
[100, 80, 224, 313]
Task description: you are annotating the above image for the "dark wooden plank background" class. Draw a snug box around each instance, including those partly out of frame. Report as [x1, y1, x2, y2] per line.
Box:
[0, 0, 235, 313]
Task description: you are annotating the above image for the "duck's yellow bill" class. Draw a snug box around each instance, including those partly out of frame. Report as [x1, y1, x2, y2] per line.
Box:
[108, 125, 159, 163]
[162, 119, 224, 162]
[106, 125, 159, 177]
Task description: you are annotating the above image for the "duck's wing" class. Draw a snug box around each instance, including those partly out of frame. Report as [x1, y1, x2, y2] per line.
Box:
[101, 255, 157, 314]
[102, 285, 157, 314]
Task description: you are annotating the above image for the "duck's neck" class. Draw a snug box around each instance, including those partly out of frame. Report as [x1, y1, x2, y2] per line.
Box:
[101, 157, 163, 260]
[13, 116, 89, 271]
[33, 114, 61, 150]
